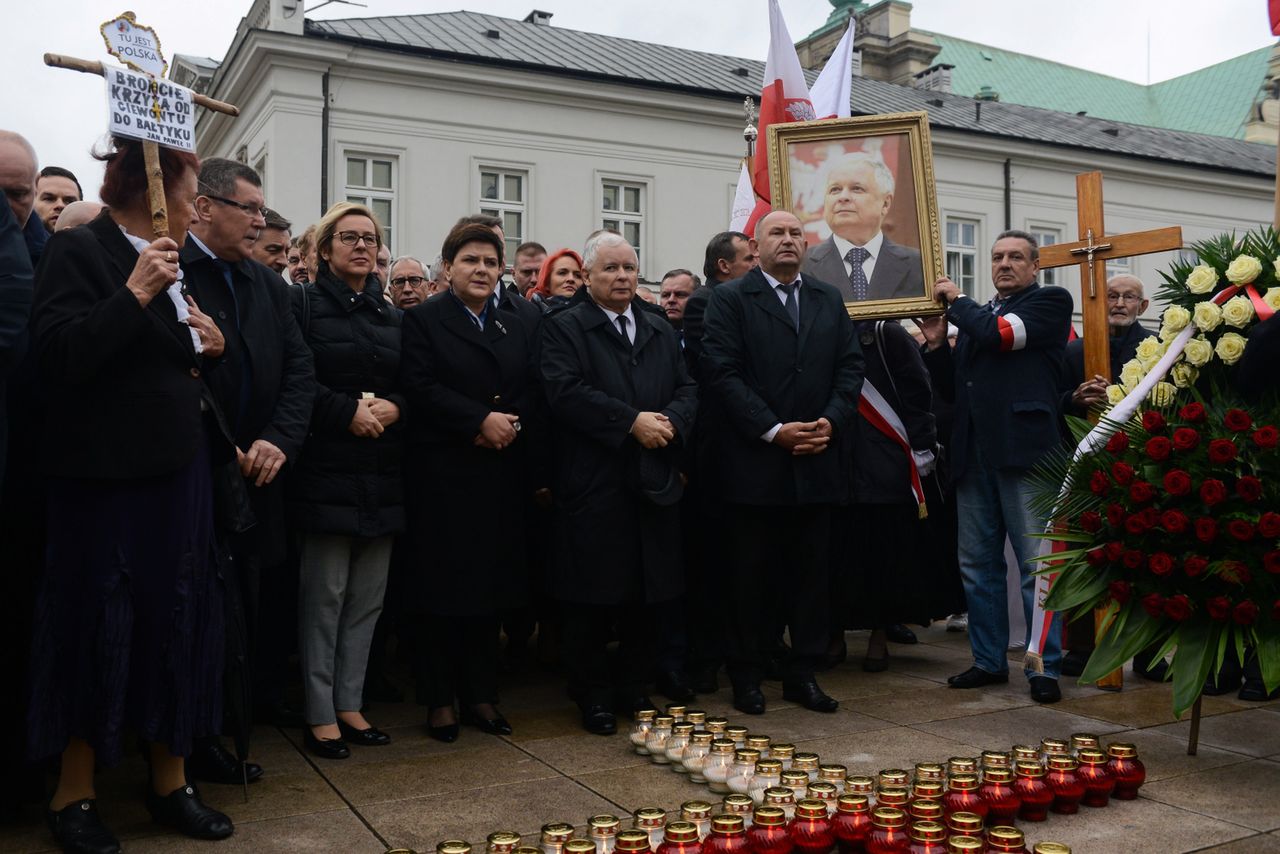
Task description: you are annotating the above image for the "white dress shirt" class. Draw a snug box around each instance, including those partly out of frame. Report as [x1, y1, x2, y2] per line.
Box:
[597, 303, 637, 344]
[832, 230, 884, 283]
[122, 226, 202, 353]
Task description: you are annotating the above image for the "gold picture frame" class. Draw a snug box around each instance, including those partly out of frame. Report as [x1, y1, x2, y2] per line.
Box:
[767, 111, 944, 320]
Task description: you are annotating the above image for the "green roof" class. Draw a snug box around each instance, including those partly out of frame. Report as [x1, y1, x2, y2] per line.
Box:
[927, 33, 1272, 140]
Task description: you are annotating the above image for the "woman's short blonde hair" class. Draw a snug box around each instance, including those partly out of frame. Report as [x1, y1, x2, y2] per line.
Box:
[315, 201, 384, 263]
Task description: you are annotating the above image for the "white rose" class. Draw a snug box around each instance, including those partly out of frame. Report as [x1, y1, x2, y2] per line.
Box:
[1185, 264, 1218, 294]
[1170, 362, 1199, 388]
[1119, 359, 1144, 391]
[1221, 295, 1255, 329]
[1182, 336, 1213, 367]
[1148, 382, 1177, 406]
[1225, 254, 1263, 285]
[1265, 287, 1280, 312]
[1160, 305, 1191, 334]
[1135, 335, 1163, 363]
[1106, 384, 1126, 405]
[1215, 332, 1247, 365]
[1193, 301, 1223, 332]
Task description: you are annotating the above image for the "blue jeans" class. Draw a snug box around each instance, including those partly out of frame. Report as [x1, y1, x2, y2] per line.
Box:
[956, 438, 1061, 680]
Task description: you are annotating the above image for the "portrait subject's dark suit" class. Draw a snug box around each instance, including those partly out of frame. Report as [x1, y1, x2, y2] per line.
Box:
[802, 234, 924, 302]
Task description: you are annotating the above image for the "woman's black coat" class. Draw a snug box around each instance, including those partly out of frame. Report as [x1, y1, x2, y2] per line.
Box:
[288, 267, 404, 537]
[539, 295, 697, 606]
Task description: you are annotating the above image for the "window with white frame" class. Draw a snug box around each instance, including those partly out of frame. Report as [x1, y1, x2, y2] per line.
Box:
[1106, 254, 1132, 279]
[945, 217, 980, 296]
[479, 168, 527, 261]
[1027, 225, 1061, 286]
[345, 154, 396, 251]
[253, 152, 267, 192]
[601, 179, 646, 275]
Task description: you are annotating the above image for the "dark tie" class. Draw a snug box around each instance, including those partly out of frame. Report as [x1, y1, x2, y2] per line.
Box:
[845, 246, 870, 301]
[617, 314, 631, 346]
[777, 282, 799, 332]
[986, 295, 1005, 314]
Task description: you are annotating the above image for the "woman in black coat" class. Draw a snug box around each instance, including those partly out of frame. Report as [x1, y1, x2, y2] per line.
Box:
[27, 138, 235, 850]
[398, 222, 547, 741]
[540, 233, 697, 735]
[288, 202, 404, 760]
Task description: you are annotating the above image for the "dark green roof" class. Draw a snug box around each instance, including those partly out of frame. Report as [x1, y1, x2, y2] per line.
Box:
[928, 33, 1272, 140]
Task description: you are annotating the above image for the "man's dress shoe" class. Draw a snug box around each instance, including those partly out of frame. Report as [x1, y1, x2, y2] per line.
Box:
[1029, 675, 1062, 704]
[580, 705, 617, 735]
[782, 680, 839, 713]
[187, 739, 264, 785]
[947, 666, 1009, 689]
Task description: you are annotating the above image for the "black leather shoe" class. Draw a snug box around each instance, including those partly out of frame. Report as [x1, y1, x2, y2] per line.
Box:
[303, 730, 351, 759]
[782, 680, 839, 713]
[947, 666, 1009, 689]
[581, 705, 617, 735]
[47, 799, 121, 854]
[885, 624, 918, 644]
[461, 707, 513, 736]
[427, 722, 459, 743]
[187, 739, 264, 785]
[1029, 675, 1062, 704]
[732, 686, 767, 715]
[657, 671, 696, 702]
[337, 720, 391, 746]
[1239, 678, 1280, 701]
[1060, 650, 1089, 678]
[1203, 656, 1243, 695]
[145, 784, 234, 840]
[691, 666, 720, 695]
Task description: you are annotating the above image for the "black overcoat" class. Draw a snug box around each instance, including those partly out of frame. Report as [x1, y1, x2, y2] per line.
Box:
[539, 295, 697, 605]
[399, 290, 546, 616]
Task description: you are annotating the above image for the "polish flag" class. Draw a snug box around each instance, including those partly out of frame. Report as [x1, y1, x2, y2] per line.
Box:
[808, 18, 855, 119]
[729, 161, 757, 233]
[1271, 0, 1280, 35]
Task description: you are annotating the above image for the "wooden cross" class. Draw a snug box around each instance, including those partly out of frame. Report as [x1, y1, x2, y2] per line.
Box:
[1038, 171, 1184, 692]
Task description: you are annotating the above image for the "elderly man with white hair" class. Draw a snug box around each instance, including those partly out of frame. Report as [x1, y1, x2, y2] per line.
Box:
[801, 151, 925, 303]
[387, 255, 430, 310]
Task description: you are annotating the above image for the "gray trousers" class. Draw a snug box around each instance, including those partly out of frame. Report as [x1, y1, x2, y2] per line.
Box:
[298, 532, 393, 725]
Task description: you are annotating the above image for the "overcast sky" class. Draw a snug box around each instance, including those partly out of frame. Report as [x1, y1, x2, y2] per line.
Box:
[9, 0, 1276, 202]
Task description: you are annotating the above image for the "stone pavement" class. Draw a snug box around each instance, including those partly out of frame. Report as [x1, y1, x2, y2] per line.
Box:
[4, 623, 1279, 853]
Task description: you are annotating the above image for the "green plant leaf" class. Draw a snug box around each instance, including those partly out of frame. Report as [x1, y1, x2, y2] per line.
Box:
[1044, 570, 1109, 613]
[1171, 620, 1220, 718]
[1079, 605, 1165, 684]
[1257, 630, 1280, 695]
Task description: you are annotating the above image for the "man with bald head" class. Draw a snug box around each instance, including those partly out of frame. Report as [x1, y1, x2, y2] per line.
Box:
[1062, 274, 1150, 415]
[0, 130, 43, 266]
[700, 209, 864, 716]
[54, 201, 104, 232]
[801, 152, 924, 303]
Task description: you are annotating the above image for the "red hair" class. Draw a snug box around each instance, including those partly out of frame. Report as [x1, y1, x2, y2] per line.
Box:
[97, 136, 200, 210]
[532, 248, 584, 299]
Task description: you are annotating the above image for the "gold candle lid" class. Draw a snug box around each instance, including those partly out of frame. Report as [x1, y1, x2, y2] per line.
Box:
[615, 831, 650, 853]
[947, 757, 977, 774]
[589, 815, 620, 835]
[633, 808, 666, 829]
[710, 815, 745, 835]
[876, 786, 909, 806]
[1107, 742, 1138, 759]
[710, 738, 736, 755]
[1040, 738, 1068, 755]
[752, 806, 786, 827]
[725, 725, 748, 740]
[1015, 760, 1046, 778]
[1070, 733, 1100, 752]
[564, 841, 596, 854]
[844, 775, 875, 794]
[980, 750, 1011, 768]
[663, 822, 698, 844]
[733, 749, 761, 765]
[948, 837, 984, 853]
[672, 722, 696, 735]
[909, 800, 943, 821]
[912, 780, 943, 800]
[705, 716, 729, 733]
[792, 752, 820, 770]
[771, 743, 796, 759]
[807, 781, 837, 800]
[747, 735, 771, 751]
[1077, 748, 1108, 765]
[948, 773, 979, 792]
[438, 842, 471, 854]
[982, 767, 1013, 783]
[764, 786, 795, 806]
[666, 705, 688, 719]
[795, 799, 827, 819]
[987, 825, 1025, 844]
[836, 794, 869, 814]
[781, 770, 810, 787]
[947, 811, 984, 833]
[1033, 844, 1072, 854]
[878, 769, 909, 787]
[652, 716, 675, 729]
[756, 759, 783, 775]
[686, 710, 707, 726]
[542, 823, 575, 843]
[723, 793, 754, 813]
[914, 762, 944, 781]
[681, 800, 712, 820]
[909, 821, 946, 842]
[634, 709, 658, 722]
[690, 731, 714, 746]
[1012, 745, 1039, 762]
[486, 831, 521, 852]
[819, 763, 847, 781]
[870, 806, 906, 828]
[1047, 755, 1079, 771]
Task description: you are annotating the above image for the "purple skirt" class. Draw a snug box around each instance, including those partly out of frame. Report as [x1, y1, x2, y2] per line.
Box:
[27, 441, 223, 765]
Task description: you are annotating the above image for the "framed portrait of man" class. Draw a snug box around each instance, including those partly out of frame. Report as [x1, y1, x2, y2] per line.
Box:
[766, 111, 944, 320]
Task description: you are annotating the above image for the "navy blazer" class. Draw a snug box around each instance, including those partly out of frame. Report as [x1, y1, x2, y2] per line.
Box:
[936, 282, 1073, 478]
[802, 234, 925, 302]
[700, 266, 864, 506]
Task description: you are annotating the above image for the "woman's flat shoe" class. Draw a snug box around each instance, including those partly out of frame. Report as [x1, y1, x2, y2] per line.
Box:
[47, 799, 121, 854]
[337, 720, 391, 746]
[303, 730, 351, 759]
[428, 722, 460, 743]
[145, 784, 234, 840]
[462, 707, 513, 736]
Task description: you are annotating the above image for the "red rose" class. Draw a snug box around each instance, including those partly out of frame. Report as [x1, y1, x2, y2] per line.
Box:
[1161, 509, 1190, 534]
[1228, 519, 1256, 542]
[1122, 549, 1146, 569]
[1173, 428, 1201, 451]
[1224, 409, 1253, 432]
[1109, 580, 1132, 604]
[1079, 511, 1102, 533]
[1163, 469, 1192, 496]
[1163, 594, 1192, 622]
[1148, 552, 1175, 576]
[1195, 517, 1218, 543]
[1219, 560, 1252, 585]
[1264, 551, 1280, 575]
[1233, 600, 1259, 626]
[1129, 481, 1155, 504]
[1254, 426, 1279, 449]
[1125, 514, 1149, 535]
[1237, 476, 1263, 502]
[1143, 411, 1167, 432]
[1090, 470, 1111, 496]
[1200, 479, 1227, 507]
[1184, 555, 1208, 577]
[1206, 596, 1231, 620]
[1085, 548, 1107, 566]
[1144, 436, 1172, 461]
[1104, 541, 1124, 562]
[1178, 402, 1207, 423]
[1142, 506, 1160, 526]
[1141, 593, 1165, 618]
[1106, 432, 1130, 453]
[1112, 463, 1135, 487]
[1208, 439, 1238, 464]
[1259, 512, 1280, 539]
[1106, 503, 1126, 528]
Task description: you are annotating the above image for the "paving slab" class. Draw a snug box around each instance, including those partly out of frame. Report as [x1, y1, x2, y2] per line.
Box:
[1149, 708, 1280, 758]
[1142, 758, 1280, 832]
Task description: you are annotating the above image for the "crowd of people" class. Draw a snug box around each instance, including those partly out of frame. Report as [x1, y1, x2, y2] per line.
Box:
[3, 128, 1272, 854]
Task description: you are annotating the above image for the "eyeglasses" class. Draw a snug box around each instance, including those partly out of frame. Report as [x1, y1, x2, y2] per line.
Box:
[336, 231, 379, 248]
[1107, 293, 1144, 303]
[391, 276, 426, 288]
[202, 193, 268, 218]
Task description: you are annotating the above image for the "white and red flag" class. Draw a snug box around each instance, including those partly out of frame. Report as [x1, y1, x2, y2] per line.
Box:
[808, 18, 855, 119]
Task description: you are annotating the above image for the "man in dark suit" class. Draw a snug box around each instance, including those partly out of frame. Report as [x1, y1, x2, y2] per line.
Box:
[540, 232, 697, 735]
[920, 230, 1072, 704]
[801, 153, 924, 303]
[700, 210, 864, 716]
[182, 158, 316, 779]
